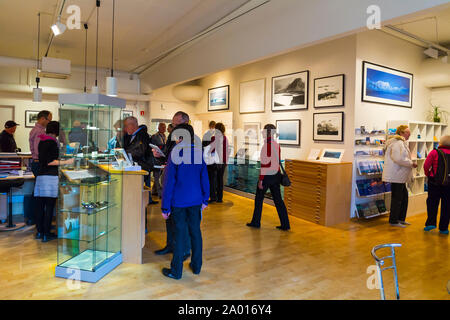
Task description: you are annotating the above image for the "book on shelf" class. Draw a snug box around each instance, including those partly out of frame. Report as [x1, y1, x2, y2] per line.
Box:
[357, 199, 388, 218]
[356, 178, 390, 196]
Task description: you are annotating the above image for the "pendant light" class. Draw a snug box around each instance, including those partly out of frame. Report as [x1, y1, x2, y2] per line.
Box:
[91, 0, 100, 94]
[106, 0, 117, 96]
[33, 12, 42, 102]
[83, 23, 88, 93]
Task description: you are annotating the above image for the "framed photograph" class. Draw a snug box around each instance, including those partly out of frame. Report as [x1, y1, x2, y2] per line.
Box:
[314, 74, 345, 108]
[25, 110, 40, 128]
[208, 85, 229, 111]
[243, 122, 261, 145]
[121, 110, 133, 119]
[362, 61, 413, 108]
[313, 112, 344, 142]
[239, 79, 265, 114]
[276, 119, 301, 146]
[319, 148, 345, 163]
[272, 71, 309, 111]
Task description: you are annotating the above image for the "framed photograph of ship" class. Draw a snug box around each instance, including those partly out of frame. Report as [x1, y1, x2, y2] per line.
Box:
[271, 71, 309, 111]
[362, 61, 413, 108]
[313, 112, 344, 142]
[276, 119, 301, 146]
[314, 74, 345, 108]
[208, 85, 229, 111]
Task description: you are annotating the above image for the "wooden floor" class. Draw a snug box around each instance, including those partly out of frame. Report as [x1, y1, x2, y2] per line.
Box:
[0, 191, 449, 300]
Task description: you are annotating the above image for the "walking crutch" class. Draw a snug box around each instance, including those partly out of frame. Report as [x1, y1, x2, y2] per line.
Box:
[371, 243, 402, 300]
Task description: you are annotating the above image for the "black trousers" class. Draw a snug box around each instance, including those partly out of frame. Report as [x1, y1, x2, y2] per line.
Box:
[36, 197, 56, 235]
[426, 183, 450, 231]
[389, 183, 408, 224]
[170, 205, 203, 278]
[250, 173, 290, 229]
[207, 165, 217, 201]
[165, 215, 191, 254]
[216, 164, 226, 202]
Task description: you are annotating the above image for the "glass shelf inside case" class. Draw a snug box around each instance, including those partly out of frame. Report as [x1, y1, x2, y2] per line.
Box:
[55, 93, 125, 283]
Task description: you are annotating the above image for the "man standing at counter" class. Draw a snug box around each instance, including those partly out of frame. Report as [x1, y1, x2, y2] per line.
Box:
[0, 121, 20, 152]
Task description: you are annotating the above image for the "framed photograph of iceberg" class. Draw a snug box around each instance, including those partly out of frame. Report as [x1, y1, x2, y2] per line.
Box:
[276, 119, 300, 146]
[208, 85, 229, 111]
[313, 112, 344, 142]
[272, 71, 309, 111]
[362, 61, 413, 108]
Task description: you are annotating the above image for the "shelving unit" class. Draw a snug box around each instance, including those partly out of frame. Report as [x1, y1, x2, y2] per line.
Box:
[353, 129, 391, 219]
[387, 120, 447, 197]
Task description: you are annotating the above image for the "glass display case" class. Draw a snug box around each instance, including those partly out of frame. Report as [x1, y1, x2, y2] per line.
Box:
[55, 93, 125, 283]
[225, 156, 284, 200]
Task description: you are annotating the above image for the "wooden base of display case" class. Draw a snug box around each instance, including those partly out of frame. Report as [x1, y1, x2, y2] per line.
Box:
[55, 251, 122, 283]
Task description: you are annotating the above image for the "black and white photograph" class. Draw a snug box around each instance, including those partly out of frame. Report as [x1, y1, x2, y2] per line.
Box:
[271, 71, 309, 111]
[313, 112, 344, 142]
[25, 110, 39, 128]
[314, 74, 345, 108]
[121, 110, 133, 119]
[243, 122, 261, 145]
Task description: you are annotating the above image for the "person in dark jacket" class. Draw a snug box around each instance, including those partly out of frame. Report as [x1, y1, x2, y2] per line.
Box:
[424, 135, 450, 235]
[68, 120, 88, 147]
[150, 122, 167, 198]
[161, 123, 209, 280]
[34, 121, 74, 242]
[0, 120, 20, 152]
[123, 116, 158, 205]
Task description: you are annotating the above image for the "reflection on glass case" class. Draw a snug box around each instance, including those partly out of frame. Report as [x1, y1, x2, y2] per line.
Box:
[55, 93, 125, 283]
[225, 156, 284, 200]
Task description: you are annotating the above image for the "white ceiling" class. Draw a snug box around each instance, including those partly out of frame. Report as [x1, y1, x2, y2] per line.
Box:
[0, 0, 250, 72]
[391, 5, 450, 47]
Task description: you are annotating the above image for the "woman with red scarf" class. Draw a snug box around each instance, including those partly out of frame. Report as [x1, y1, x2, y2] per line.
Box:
[247, 124, 290, 230]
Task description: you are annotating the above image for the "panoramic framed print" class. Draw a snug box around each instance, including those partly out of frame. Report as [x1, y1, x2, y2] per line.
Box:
[314, 74, 345, 108]
[25, 110, 39, 128]
[239, 79, 265, 114]
[313, 112, 344, 142]
[272, 71, 309, 111]
[208, 85, 229, 111]
[276, 119, 301, 146]
[243, 122, 261, 145]
[362, 61, 413, 108]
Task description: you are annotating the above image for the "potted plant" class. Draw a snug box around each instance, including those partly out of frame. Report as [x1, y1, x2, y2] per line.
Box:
[427, 103, 448, 123]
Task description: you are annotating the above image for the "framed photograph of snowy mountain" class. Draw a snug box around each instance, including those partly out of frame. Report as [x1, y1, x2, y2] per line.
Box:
[362, 61, 413, 108]
[271, 70, 309, 111]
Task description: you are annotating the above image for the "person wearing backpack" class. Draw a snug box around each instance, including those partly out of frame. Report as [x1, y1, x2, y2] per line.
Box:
[423, 135, 450, 235]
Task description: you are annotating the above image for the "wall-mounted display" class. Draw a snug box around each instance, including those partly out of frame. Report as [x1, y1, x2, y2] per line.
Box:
[362, 61, 413, 108]
[276, 119, 300, 146]
[25, 110, 39, 128]
[313, 112, 344, 142]
[243, 122, 261, 145]
[272, 71, 309, 111]
[239, 79, 265, 114]
[208, 85, 229, 111]
[121, 110, 133, 119]
[314, 74, 345, 108]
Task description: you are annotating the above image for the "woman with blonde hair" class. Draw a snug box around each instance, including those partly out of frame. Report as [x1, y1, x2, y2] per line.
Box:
[423, 135, 450, 235]
[382, 125, 417, 227]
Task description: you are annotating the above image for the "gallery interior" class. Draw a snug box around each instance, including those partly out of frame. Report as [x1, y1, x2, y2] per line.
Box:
[0, 0, 450, 299]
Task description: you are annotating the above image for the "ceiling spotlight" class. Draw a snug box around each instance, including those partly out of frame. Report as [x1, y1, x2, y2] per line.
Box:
[51, 17, 66, 36]
[424, 47, 439, 59]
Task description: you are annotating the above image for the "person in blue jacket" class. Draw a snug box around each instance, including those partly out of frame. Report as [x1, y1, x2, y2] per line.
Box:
[161, 123, 209, 280]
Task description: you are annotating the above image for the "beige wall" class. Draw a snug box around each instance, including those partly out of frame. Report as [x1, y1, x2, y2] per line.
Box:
[431, 87, 450, 122]
[195, 35, 357, 162]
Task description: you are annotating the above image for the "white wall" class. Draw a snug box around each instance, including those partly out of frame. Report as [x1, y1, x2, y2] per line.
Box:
[194, 35, 357, 162]
[140, 0, 450, 90]
[431, 87, 450, 122]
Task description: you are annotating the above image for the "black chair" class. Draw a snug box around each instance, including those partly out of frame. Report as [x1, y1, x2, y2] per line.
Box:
[0, 178, 25, 231]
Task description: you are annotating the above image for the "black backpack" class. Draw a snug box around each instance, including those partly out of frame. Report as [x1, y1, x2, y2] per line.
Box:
[430, 149, 450, 186]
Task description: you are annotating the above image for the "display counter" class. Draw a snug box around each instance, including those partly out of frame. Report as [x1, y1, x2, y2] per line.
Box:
[284, 159, 352, 226]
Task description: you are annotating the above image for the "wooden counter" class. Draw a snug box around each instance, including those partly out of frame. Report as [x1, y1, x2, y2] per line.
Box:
[284, 159, 352, 226]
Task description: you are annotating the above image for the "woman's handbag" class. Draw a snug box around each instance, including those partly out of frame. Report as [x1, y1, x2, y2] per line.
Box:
[279, 161, 291, 187]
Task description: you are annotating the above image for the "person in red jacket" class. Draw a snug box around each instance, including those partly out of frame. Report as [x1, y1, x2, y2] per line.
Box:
[423, 135, 450, 235]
